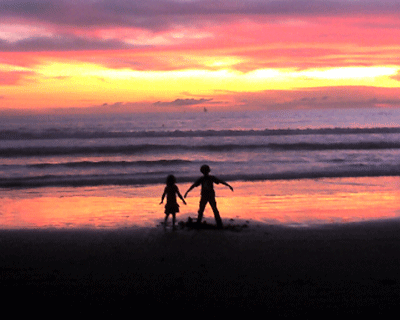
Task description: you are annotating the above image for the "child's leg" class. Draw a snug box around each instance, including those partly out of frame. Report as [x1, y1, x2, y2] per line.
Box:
[172, 213, 176, 227]
[209, 197, 223, 228]
[164, 213, 169, 224]
[197, 197, 207, 223]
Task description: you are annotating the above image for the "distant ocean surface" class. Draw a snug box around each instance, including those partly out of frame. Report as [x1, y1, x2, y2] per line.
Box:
[2, 108, 400, 229]
[1, 108, 400, 188]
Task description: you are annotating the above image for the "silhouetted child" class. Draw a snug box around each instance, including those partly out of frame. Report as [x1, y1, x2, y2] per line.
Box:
[160, 175, 186, 229]
[184, 164, 233, 229]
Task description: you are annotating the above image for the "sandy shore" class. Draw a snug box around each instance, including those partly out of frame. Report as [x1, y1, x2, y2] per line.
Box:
[1, 218, 400, 317]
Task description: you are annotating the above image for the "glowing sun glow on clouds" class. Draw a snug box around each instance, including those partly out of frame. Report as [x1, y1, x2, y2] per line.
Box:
[1, 0, 400, 113]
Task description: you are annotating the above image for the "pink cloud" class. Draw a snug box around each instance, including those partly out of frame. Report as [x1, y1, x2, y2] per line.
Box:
[0, 70, 34, 85]
[1, 13, 399, 74]
[224, 86, 400, 111]
[0, 1, 398, 74]
[390, 71, 400, 82]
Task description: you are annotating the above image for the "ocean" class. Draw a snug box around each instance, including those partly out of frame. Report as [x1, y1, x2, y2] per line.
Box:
[1, 108, 400, 229]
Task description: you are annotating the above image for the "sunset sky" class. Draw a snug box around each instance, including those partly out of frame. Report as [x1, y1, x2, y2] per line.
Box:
[1, 0, 400, 114]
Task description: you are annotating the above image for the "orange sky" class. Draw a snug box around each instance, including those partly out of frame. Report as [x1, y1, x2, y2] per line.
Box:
[1, 1, 400, 113]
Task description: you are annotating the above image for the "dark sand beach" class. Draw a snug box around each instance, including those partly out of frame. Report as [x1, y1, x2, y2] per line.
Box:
[1, 219, 400, 317]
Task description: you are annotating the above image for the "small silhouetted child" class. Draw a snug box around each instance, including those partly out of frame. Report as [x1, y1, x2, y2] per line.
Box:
[160, 175, 186, 229]
[184, 164, 233, 229]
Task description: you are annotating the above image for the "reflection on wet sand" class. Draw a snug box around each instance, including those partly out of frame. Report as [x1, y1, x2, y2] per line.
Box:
[1, 177, 400, 229]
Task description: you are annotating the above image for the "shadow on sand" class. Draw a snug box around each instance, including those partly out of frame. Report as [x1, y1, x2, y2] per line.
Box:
[177, 217, 250, 232]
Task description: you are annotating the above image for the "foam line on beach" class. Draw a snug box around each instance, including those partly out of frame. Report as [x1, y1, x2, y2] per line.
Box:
[2, 167, 400, 189]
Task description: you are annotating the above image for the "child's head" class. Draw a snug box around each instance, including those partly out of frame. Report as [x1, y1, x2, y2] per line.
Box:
[200, 164, 210, 175]
[166, 174, 176, 186]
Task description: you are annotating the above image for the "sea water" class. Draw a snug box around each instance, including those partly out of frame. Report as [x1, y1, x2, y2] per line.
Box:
[1, 108, 400, 229]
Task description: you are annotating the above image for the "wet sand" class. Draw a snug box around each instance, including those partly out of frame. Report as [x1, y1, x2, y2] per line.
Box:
[1, 219, 400, 317]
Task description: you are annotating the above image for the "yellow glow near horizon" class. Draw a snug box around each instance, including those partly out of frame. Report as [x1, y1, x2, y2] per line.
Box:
[2, 61, 400, 110]
[0, 64, 31, 72]
[36, 62, 399, 88]
[200, 56, 244, 68]
[298, 66, 398, 80]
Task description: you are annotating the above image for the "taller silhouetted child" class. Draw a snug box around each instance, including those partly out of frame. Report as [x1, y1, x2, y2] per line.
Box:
[184, 164, 233, 229]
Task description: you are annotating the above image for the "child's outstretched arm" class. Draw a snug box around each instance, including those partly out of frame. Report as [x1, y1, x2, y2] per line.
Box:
[185, 177, 202, 197]
[160, 189, 166, 204]
[177, 188, 187, 205]
[184, 183, 196, 198]
[220, 179, 234, 191]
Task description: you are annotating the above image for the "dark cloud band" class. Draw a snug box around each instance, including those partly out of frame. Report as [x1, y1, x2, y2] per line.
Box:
[1, 0, 399, 30]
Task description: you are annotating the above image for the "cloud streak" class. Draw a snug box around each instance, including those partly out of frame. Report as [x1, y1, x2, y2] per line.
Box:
[2, 1, 400, 30]
[154, 98, 214, 107]
[0, 70, 35, 85]
[2, 1, 400, 54]
[1, 0, 400, 112]
[226, 86, 400, 111]
[0, 35, 132, 52]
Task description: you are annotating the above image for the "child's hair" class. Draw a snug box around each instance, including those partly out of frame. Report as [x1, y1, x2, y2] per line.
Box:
[166, 174, 176, 185]
[200, 164, 210, 174]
